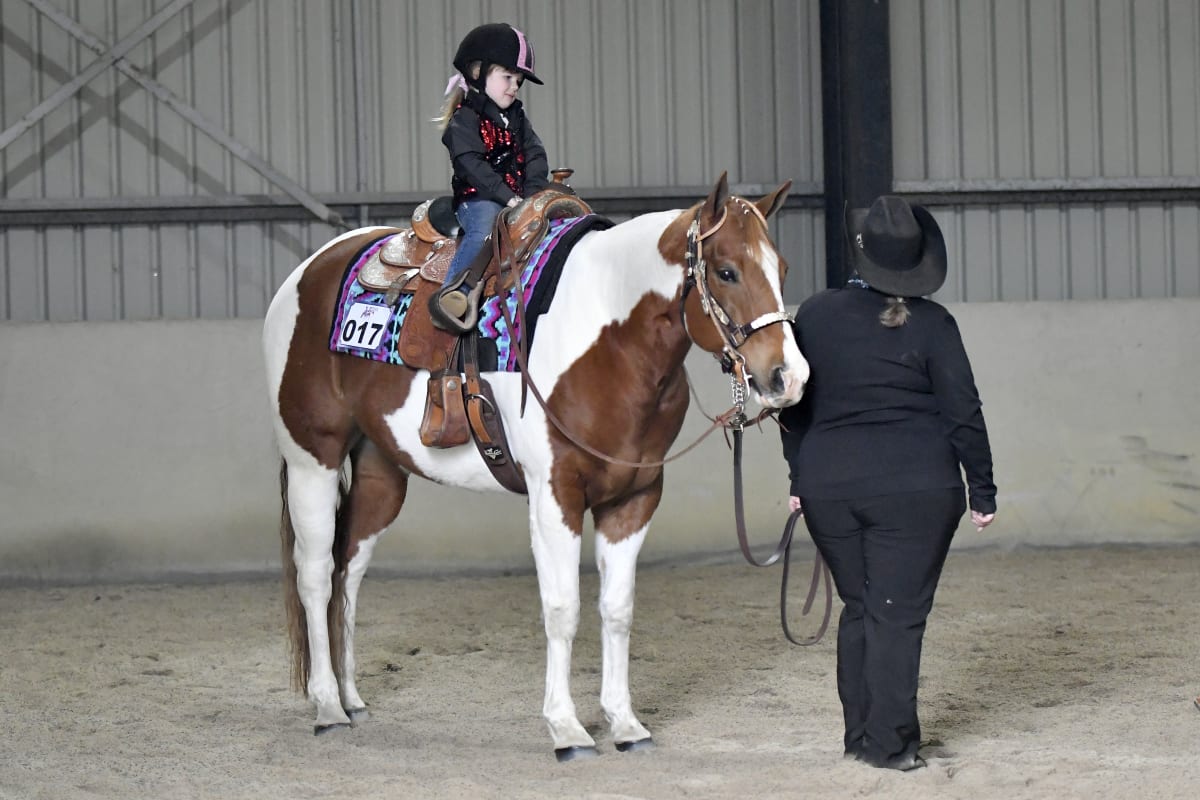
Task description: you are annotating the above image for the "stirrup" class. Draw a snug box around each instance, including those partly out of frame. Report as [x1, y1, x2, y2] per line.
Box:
[429, 282, 482, 334]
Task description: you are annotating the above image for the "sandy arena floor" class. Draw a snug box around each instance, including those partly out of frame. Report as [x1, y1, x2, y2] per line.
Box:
[1, 544, 1197, 799]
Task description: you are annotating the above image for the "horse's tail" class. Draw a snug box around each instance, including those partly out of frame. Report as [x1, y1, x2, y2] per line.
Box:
[279, 459, 308, 693]
[279, 458, 351, 695]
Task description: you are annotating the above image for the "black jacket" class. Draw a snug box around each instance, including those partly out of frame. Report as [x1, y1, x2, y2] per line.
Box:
[779, 286, 997, 514]
[442, 91, 549, 208]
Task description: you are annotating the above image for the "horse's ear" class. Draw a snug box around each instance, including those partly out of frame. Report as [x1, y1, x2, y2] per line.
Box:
[755, 180, 792, 220]
[702, 172, 730, 223]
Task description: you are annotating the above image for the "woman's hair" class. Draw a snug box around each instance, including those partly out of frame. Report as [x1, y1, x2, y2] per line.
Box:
[879, 296, 911, 327]
[433, 61, 482, 129]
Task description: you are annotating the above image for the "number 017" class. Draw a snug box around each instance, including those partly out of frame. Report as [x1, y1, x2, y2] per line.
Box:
[339, 303, 388, 350]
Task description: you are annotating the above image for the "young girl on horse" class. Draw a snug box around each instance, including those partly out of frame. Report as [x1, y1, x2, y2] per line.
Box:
[430, 22, 551, 332]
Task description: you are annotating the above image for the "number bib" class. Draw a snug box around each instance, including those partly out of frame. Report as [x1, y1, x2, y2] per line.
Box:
[337, 302, 393, 352]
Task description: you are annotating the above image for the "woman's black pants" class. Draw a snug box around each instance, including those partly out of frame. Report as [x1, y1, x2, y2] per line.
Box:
[801, 488, 966, 762]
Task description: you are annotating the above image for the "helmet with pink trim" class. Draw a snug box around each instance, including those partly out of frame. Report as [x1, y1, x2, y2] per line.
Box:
[452, 23, 543, 88]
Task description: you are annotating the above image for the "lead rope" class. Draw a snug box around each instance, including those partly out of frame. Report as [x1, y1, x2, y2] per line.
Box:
[724, 378, 833, 647]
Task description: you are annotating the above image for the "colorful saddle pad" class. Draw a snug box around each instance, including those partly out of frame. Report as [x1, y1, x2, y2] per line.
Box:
[328, 236, 411, 364]
[329, 214, 612, 370]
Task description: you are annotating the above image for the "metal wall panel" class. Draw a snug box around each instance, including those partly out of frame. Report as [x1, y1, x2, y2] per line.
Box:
[924, 202, 1200, 302]
[0, 0, 823, 320]
[7, 0, 1199, 315]
[892, 0, 1200, 302]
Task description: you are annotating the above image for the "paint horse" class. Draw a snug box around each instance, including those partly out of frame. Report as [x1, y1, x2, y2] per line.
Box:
[262, 173, 809, 759]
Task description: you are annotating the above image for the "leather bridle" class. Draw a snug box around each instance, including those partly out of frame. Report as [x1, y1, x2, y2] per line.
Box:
[680, 199, 793, 393]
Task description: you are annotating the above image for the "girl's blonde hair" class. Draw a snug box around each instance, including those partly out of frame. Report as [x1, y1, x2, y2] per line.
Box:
[433, 61, 482, 130]
[879, 296, 910, 327]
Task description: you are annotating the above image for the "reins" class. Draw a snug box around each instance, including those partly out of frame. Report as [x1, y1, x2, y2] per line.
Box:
[730, 420, 833, 647]
[490, 199, 831, 645]
[681, 202, 831, 645]
[490, 200, 787, 471]
[493, 283, 738, 469]
[686, 381, 832, 646]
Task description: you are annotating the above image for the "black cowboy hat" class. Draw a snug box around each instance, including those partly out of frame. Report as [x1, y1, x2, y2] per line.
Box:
[845, 196, 947, 297]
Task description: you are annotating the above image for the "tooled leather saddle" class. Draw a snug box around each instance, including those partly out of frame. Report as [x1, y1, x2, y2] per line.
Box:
[357, 174, 591, 493]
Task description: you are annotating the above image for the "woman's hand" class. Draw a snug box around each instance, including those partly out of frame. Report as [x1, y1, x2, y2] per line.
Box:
[506, 196, 522, 208]
[971, 510, 995, 533]
[788, 496, 803, 514]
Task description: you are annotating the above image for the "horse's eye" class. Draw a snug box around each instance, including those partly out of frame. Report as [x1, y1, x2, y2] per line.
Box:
[716, 266, 739, 283]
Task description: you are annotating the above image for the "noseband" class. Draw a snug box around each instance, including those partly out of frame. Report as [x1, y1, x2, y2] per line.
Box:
[681, 199, 793, 386]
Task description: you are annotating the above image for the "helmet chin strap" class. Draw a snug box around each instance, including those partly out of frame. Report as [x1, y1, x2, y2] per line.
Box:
[464, 65, 489, 93]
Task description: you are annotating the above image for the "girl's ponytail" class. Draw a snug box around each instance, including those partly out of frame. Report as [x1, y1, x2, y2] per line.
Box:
[433, 85, 465, 129]
[432, 64, 478, 130]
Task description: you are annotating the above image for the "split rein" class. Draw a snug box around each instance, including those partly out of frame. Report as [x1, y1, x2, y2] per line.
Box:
[728, 415, 833, 647]
[488, 202, 831, 646]
[682, 200, 832, 646]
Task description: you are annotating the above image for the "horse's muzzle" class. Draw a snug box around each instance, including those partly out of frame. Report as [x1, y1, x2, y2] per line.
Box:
[751, 363, 807, 408]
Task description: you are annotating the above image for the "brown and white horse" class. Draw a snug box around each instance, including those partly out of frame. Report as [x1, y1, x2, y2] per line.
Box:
[262, 174, 808, 759]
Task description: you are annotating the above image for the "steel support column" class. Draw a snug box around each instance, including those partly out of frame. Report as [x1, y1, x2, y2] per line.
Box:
[819, 0, 892, 288]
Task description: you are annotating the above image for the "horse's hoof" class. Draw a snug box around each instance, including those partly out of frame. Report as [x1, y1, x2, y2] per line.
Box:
[313, 722, 353, 736]
[345, 707, 370, 723]
[554, 745, 600, 763]
[615, 737, 655, 754]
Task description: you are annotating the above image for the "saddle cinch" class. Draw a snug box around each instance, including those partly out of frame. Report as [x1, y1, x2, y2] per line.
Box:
[358, 171, 591, 493]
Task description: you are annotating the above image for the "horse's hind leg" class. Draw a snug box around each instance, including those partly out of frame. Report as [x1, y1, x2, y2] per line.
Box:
[593, 480, 661, 752]
[337, 439, 409, 721]
[284, 452, 352, 732]
[528, 484, 596, 760]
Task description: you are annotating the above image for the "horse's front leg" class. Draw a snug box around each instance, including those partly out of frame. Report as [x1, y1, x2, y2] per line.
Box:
[593, 481, 660, 752]
[529, 486, 595, 760]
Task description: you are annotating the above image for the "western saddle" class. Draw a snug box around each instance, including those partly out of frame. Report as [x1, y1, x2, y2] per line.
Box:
[355, 169, 591, 493]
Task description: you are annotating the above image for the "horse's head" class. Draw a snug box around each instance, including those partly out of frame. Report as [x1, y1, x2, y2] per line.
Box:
[663, 173, 809, 409]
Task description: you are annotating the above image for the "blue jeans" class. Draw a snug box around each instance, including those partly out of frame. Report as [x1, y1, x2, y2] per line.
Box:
[445, 199, 503, 285]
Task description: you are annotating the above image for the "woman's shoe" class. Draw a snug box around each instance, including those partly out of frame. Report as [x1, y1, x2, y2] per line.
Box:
[858, 751, 927, 772]
[843, 736, 865, 760]
[884, 753, 927, 771]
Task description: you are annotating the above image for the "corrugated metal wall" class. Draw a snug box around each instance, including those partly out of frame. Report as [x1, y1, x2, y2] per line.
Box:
[4, 0, 1198, 320]
[0, 0, 823, 321]
[892, 0, 1200, 301]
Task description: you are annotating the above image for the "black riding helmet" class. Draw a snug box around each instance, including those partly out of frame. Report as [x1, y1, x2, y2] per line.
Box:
[452, 23, 543, 90]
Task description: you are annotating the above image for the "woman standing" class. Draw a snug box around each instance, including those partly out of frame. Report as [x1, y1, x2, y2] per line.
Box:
[779, 195, 997, 771]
